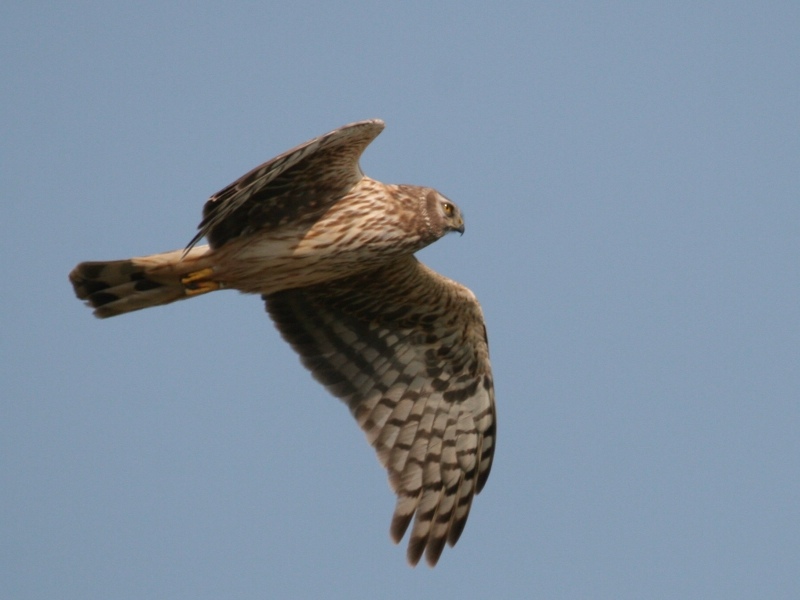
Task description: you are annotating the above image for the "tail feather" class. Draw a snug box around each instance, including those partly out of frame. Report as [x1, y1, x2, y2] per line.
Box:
[69, 246, 212, 318]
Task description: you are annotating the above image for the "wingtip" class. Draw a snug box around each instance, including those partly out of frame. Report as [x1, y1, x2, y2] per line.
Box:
[348, 118, 385, 131]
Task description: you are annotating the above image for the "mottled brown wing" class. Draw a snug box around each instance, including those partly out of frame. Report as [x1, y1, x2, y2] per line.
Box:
[186, 119, 385, 250]
[265, 256, 496, 567]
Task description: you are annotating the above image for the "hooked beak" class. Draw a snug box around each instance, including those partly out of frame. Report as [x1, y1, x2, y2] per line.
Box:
[454, 219, 465, 236]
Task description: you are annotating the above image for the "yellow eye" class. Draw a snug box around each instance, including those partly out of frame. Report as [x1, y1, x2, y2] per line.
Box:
[442, 202, 454, 215]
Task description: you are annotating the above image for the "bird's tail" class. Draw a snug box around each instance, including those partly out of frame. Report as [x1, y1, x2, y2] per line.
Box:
[69, 245, 216, 318]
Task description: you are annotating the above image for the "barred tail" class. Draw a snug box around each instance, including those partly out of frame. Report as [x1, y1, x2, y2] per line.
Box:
[69, 245, 214, 318]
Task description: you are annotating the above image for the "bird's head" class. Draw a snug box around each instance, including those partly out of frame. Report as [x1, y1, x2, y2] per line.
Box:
[424, 190, 465, 238]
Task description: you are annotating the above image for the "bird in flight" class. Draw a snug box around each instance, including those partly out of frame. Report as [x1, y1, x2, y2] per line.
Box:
[69, 119, 495, 567]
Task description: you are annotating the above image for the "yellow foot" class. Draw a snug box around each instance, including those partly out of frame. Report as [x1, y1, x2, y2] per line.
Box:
[181, 268, 220, 296]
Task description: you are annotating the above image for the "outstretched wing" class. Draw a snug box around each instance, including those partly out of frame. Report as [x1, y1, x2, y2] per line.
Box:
[265, 256, 496, 567]
[187, 119, 385, 250]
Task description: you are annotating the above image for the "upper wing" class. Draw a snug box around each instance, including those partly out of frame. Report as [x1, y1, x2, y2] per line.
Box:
[264, 256, 496, 567]
[187, 119, 385, 250]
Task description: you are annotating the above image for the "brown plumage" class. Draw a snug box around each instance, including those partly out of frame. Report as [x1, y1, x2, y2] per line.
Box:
[69, 119, 495, 567]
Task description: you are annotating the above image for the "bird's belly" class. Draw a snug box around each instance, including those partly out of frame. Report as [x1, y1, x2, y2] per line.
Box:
[210, 223, 410, 295]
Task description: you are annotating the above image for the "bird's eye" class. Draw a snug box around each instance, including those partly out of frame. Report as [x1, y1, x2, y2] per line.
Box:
[442, 202, 454, 215]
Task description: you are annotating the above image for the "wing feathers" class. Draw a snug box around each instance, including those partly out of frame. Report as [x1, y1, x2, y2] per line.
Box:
[188, 119, 385, 250]
[265, 255, 495, 566]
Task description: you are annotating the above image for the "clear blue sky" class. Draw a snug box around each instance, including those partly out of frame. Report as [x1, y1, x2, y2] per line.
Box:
[3, 3, 798, 598]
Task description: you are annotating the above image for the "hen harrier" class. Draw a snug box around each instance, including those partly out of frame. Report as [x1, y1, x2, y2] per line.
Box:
[69, 119, 495, 567]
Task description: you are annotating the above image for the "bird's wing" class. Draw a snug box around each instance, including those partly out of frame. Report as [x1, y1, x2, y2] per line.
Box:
[187, 119, 385, 250]
[264, 255, 495, 567]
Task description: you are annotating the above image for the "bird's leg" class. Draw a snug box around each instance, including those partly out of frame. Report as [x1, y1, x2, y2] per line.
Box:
[181, 268, 221, 296]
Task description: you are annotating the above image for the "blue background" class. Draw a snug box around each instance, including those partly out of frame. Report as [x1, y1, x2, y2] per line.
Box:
[3, 2, 798, 598]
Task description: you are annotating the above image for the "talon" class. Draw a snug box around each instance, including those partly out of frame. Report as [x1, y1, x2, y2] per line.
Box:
[184, 280, 220, 296]
[181, 267, 215, 284]
[181, 268, 220, 296]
